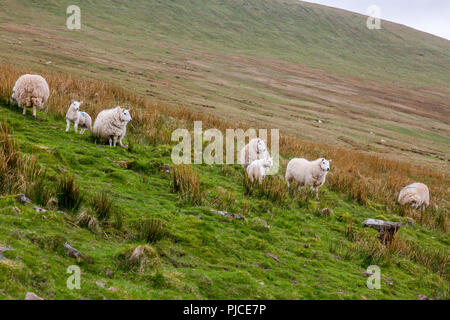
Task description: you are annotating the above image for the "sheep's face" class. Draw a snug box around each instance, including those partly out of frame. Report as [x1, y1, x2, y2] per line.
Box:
[265, 157, 274, 168]
[11, 90, 18, 106]
[121, 109, 132, 122]
[70, 101, 83, 111]
[256, 139, 267, 153]
[320, 158, 331, 172]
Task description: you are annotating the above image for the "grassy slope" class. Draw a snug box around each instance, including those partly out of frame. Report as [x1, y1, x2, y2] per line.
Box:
[0, 104, 448, 300]
[0, 0, 449, 169]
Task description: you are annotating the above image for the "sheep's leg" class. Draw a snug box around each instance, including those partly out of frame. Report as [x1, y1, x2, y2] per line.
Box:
[113, 136, 118, 147]
[74, 121, 78, 133]
[65, 120, 71, 132]
[80, 128, 85, 135]
[315, 187, 319, 200]
[119, 138, 128, 148]
[109, 138, 113, 147]
[23, 106, 26, 115]
[32, 106, 36, 118]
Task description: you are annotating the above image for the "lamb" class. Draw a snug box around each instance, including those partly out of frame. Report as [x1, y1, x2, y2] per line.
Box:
[11, 74, 50, 118]
[65, 100, 92, 134]
[285, 157, 331, 200]
[93, 106, 132, 147]
[246, 157, 274, 183]
[240, 138, 270, 169]
[398, 182, 430, 210]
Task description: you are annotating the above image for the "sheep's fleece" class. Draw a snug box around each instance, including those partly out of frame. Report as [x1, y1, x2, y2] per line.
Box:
[285, 157, 331, 199]
[240, 138, 269, 169]
[93, 106, 132, 147]
[12, 74, 50, 117]
[398, 182, 430, 210]
[66, 101, 92, 134]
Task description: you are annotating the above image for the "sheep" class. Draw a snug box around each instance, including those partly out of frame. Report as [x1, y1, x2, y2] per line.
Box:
[398, 182, 430, 210]
[93, 106, 132, 147]
[246, 157, 273, 183]
[240, 138, 269, 169]
[285, 157, 331, 200]
[65, 100, 92, 134]
[11, 74, 50, 118]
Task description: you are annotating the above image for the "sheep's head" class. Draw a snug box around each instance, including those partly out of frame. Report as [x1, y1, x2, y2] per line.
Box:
[70, 100, 83, 111]
[11, 89, 18, 106]
[256, 139, 267, 153]
[265, 157, 274, 168]
[120, 108, 132, 122]
[319, 158, 331, 172]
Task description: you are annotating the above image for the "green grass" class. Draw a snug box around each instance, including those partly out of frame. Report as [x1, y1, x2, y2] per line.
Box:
[0, 104, 448, 300]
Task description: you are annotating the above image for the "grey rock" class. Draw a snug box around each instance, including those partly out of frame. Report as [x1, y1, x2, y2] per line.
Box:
[25, 292, 44, 300]
[17, 194, 31, 204]
[211, 209, 246, 220]
[64, 242, 86, 260]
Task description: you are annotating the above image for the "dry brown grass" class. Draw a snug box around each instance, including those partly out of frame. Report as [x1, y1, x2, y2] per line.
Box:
[171, 164, 203, 205]
[0, 63, 447, 230]
[0, 119, 43, 195]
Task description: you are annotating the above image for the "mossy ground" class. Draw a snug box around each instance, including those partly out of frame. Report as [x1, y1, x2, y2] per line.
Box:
[0, 104, 448, 300]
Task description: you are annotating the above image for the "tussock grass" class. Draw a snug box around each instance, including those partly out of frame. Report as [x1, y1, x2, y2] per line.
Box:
[136, 218, 167, 244]
[76, 211, 99, 232]
[90, 191, 114, 221]
[171, 164, 203, 205]
[0, 120, 43, 195]
[56, 173, 83, 213]
[244, 174, 288, 204]
[116, 244, 161, 273]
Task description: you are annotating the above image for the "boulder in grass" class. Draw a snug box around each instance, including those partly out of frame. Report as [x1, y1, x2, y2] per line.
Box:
[362, 219, 402, 245]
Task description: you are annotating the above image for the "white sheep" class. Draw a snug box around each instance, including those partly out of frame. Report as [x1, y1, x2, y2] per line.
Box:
[285, 157, 331, 199]
[247, 157, 273, 183]
[398, 182, 430, 210]
[11, 74, 50, 118]
[65, 100, 92, 135]
[93, 106, 132, 147]
[240, 138, 269, 169]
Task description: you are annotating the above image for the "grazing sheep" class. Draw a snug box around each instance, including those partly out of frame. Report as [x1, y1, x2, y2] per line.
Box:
[240, 138, 269, 169]
[11, 74, 50, 118]
[247, 157, 273, 183]
[398, 182, 430, 210]
[65, 100, 92, 134]
[285, 157, 331, 199]
[93, 106, 132, 147]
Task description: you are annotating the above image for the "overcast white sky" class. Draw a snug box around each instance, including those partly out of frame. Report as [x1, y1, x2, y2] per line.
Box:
[301, 0, 450, 40]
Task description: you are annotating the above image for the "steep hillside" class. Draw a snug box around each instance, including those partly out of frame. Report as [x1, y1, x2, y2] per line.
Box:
[0, 103, 448, 300]
[0, 0, 449, 168]
[0, 0, 448, 300]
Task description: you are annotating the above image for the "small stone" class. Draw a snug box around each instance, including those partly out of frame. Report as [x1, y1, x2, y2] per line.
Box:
[417, 294, 432, 300]
[96, 281, 106, 288]
[32, 206, 47, 213]
[25, 292, 44, 300]
[17, 194, 31, 204]
[266, 252, 281, 263]
[64, 242, 86, 260]
[108, 287, 118, 292]
[303, 244, 311, 248]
